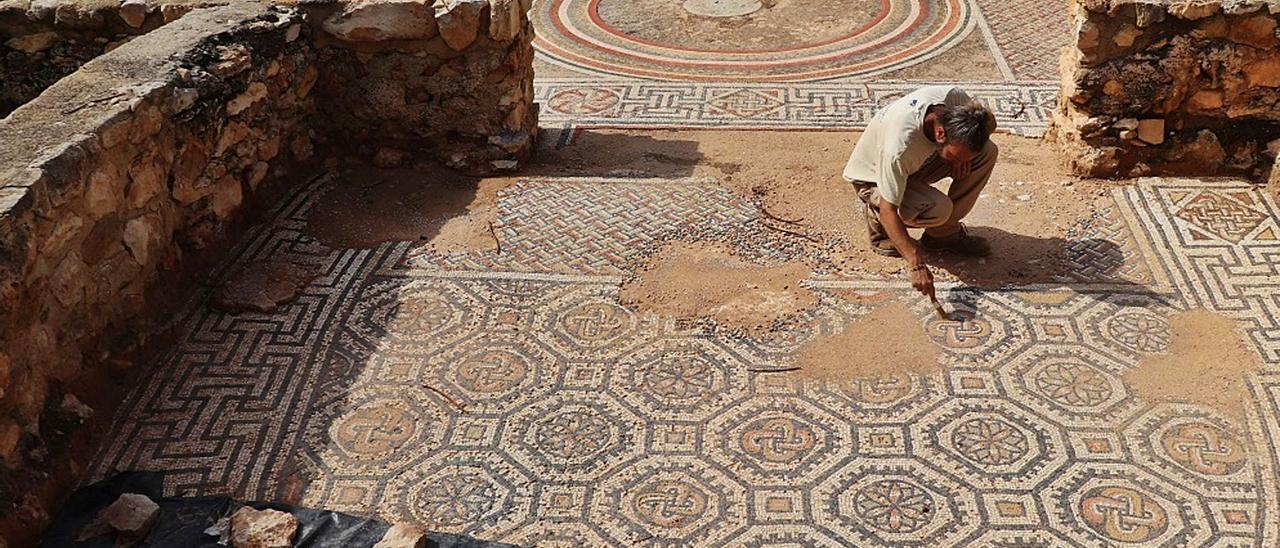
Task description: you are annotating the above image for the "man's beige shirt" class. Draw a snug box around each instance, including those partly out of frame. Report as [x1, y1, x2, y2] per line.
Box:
[842, 85, 975, 206]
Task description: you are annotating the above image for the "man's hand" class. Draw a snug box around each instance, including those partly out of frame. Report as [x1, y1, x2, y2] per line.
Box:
[950, 158, 971, 182]
[877, 200, 936, 298]
[909, 263, 935, 299]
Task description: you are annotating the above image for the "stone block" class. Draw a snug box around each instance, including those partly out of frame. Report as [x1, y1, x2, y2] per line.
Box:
[435, 0, 486, 51]
[373, 524, 426, 548]
[227, 82, 268, 116]
[122, 214, 162, 266]
[78, 493, 159, 542]
[1168, 0, 1221, 20]
[85, 166, 125, 219]
[210, 175, 243, 219]
[1228, 13, 1278, 48]
[1245, 58, 1280, 87]
[126, 152, 165, 209]
[1187, 89, 1225, 110]
[323, 0, 438, 42]
[118, 0, 149, 28]
[4, 31, 58, 53]
[1113, 25, 1142, 47]
[1137, 118, 1165, 144]
[230, 507, 298, 548]
[488, 0, 520, 41]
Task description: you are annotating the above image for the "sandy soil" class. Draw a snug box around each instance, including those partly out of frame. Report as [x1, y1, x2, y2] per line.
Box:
[304, 129, 1112, 292]
[304, 165, 513, 253]
[619, 242, 816, 333]
[791, 301, 941, 381]
[210, 260, 321, 314]
[1125, 310, 1261, 421]
[538, 129, 1111, 284]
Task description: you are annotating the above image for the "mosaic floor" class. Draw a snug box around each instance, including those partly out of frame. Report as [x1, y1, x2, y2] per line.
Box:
[531, 0, 1066, 134]
[92, 174, 1280, 546]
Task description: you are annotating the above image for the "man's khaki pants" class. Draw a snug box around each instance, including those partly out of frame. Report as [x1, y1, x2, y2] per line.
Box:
[854, 140, 998, 242]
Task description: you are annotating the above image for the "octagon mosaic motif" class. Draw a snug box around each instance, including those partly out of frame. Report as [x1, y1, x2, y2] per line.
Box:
[92, 176, 1280, 546]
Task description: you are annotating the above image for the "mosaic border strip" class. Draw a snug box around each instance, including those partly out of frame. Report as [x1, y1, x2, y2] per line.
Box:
[534, 79, 1059, 136]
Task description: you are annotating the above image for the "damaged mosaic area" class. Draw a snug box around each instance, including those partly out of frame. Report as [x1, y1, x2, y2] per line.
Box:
[92, 174, 1280, 546]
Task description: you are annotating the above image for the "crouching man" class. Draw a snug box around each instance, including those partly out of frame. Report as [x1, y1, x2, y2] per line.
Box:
[842, 85, 999, 298]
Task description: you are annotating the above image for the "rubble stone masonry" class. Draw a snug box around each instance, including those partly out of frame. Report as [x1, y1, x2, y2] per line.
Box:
[1051, 0, 1280, 180]
[0, 0, 536, 542]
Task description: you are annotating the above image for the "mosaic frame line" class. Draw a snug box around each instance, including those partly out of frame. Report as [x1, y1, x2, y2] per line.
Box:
[534, 79, 1058, 136]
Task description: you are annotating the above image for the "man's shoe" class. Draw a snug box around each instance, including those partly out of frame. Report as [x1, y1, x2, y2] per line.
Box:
[871, 239, 901, 257]
[920, 226, 991, 257]
[865, 204, 901, 257]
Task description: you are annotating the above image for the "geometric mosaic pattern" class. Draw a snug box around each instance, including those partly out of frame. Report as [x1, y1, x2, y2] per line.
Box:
[532, 0, 1068, 134]
[92, 175, 1280, 546]
[535, 79, 1059, 136]
[974, 0, 1070, 80]
[532, 0, 976, 81]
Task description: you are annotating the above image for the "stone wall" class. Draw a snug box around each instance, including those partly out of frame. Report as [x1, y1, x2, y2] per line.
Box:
[0, 0, 181, 117]
[0, 2, 318, 541]
[1051, 0, 1280, 179]
[0, 0, 537, 542]
[306, 0, 537, 171]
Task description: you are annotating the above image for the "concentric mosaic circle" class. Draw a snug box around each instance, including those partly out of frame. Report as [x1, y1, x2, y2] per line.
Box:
[533, 0, 975, 81]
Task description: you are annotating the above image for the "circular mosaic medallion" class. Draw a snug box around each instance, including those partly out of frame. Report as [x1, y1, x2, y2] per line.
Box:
[1033, 362, 1114, 408]
[1159, 422, 1248, 477]
[950, 417, 1029, 467]
[330, 402, 419, 459]
[851, 479, 935, 534]
[408, 472, 501, 528]
[454, 349, 529, 394]
[1079, 486, 1170, 543]
[535, 408, 615, 461]
[1106, 312, 1171, 353]
[739, 416, 818, 464]
[534, 0, 974, 81]
[630, 479, 710, 528]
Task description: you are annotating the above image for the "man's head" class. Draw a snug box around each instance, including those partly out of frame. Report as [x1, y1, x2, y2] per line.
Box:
[931, 104, 994, 164]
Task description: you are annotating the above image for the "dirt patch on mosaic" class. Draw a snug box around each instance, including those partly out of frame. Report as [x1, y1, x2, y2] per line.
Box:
[1126, 310, 1261, 421]
[619, 242, 816, 333]
[539, 129, 1111, 284]
[792, 301, 941, 381]
[304, 166, 512, 253]
[211, 260, 322, 314]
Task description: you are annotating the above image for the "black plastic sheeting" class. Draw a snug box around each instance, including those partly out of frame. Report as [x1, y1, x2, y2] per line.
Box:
[40, 472, 512, 548]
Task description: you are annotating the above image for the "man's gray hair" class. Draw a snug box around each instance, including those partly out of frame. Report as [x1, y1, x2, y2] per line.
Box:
[940, 104, 993, 151]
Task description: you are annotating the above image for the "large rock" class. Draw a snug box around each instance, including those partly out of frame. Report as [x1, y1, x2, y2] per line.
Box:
[323, 0, 438, 42]
[1228, 13, 1278, 48]
[1167, 0, 1220, 20]
[1245, 58, 1280, 88]
[373, 524, 427, 548]
[1137, 118, 1165, 145]
[4, 31, 58, 53]
[78, 493, 160, 544]
[118, 0, 150, 28]
[434, 0, 486, 51]
[230, 507, 298, 548]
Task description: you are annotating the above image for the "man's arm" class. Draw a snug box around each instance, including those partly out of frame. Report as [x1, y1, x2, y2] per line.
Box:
[878, 200, 935, 299]
[875, 135, 936, 299]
